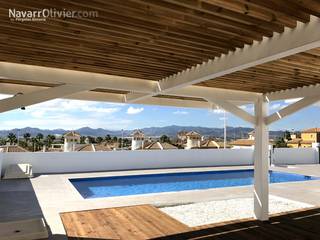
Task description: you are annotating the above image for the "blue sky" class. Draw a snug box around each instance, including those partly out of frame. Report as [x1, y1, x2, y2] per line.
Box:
[0, 94, 319, 131]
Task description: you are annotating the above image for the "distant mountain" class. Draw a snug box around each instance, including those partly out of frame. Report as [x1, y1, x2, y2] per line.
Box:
[0, 126, 285, 139]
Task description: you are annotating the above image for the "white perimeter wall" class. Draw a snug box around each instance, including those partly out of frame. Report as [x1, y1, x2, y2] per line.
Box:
[272, 148, 319, 165]
[1, 149, 253, 174]
[0, 148, 318, 175]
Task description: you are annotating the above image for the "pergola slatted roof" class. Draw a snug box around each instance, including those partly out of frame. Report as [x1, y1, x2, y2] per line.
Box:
[0, 0, 319, 90]
[197, 48, 320, 93]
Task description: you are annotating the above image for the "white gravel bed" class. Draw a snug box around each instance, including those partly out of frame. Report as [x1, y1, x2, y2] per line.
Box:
[160, 195, 313, 227]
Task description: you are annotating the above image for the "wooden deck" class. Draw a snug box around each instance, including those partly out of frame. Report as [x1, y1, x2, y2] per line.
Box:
[60, 205, 320, 240]
[60, 205, 190, 240]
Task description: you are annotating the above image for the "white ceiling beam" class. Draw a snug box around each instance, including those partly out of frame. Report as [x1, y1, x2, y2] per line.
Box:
[168, 85, 260, 102]
[135, 97, 212, 109]
[0, 83, 213, 109]
[0, 84, 93, 113]
[265, 95, 320, 125]
[70, 91, 212, 108]
[127, 15, 320, 102]
[125, 85, 260, 103]
[0, 61, 158, 94]
[206, 97, 256, 125]
[0, 62, 258, 103]
[266, 84, 320, 101]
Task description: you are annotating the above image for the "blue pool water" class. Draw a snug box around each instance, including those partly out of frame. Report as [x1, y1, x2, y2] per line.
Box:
[70, 170, 319, 199]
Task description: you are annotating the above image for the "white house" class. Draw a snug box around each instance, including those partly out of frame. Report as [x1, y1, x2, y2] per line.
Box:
[63, 131, 81, 152]
[131, 130, 145, 150]
[185, 131, 201, 149]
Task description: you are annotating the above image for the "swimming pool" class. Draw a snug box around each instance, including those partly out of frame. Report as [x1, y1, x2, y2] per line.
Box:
[70, 170, 319, 199]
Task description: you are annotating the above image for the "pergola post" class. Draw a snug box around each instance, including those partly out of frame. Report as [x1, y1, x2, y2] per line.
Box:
[253, 96, 269, 221]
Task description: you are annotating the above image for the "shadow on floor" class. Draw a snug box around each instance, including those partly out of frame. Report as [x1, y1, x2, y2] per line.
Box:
[0, 177, 53, 238]
[154, 208, 320, 240]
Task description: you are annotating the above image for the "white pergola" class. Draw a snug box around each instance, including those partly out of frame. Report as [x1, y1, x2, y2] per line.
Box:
[1, 11, 320, 222]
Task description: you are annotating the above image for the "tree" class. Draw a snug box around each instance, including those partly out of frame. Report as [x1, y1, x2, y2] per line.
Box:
[284, 131, 291, 141]
[86, 136, 94, 143]
[23, 133, 31, 143]
[31, 137, 38, 152]
[112, 136, 118, 142]
[275, 137, 287, 148]
[123, 138, 130, 147]
[36, 133, 44, 142]
[7, 132, 17, 145]
[80, 136, 86, 144]
[45, 134, 56, 147]
[18, 140, 28, 149]
[160, 135, 171, 143]
[96, 136, 103, 144]
[0, 137, 6, 145]
[105, 134, 112, 142]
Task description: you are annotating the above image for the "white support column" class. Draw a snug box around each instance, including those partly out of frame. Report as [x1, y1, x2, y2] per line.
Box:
[254, 96, 269, 221]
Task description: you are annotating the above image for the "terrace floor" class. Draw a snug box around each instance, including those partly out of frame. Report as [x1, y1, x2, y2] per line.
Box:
[59, 204, 320, 240]
[1, 165, 320, 239]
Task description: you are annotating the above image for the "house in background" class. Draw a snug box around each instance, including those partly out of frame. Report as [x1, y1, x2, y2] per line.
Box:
[176, 131, 226, 149]
[75, 143, 112, 152]
[201, 139, 230, 149]
[0, 145, 29, 153]
[143, 141, 177, 150]
[287, 128, 320, 148]
[131, 130, 145, 150]
[230, 130, 274, 149]
[63, 131, 81, 152]
[185, 131, 201, 149]
[230, 130, 255, 149]
[177, 131, 188, 142]
[131, 130, 177, 150]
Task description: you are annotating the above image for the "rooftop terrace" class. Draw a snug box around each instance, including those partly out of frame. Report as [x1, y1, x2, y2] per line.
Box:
[0, 0, 320, 239]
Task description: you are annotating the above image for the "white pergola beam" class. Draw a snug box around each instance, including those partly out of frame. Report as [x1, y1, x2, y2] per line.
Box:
[0, 83, 213, 109]
[0, 62, 259, 104]
[163, 85, 259, 103]
[0, 84, 93, 113]
[205, 97, 256, 125]
[0, 61, 158, 94]
[266, 84, 320, 101]
[266, 95, 320, 125]
[128, 15, 320, 102]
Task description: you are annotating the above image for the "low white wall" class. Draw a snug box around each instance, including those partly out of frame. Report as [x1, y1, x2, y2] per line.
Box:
[1, 148, 319, 175]
[272, 148, 319, 165]
[1, 149, 254, 174]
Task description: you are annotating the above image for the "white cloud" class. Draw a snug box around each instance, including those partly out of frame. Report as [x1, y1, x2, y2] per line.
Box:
[81, 106, 119, 114]
[126, 106, 144, 115]
[173, 110, 189, 115]
[0, 98, 130, 130]
[1, 115, 132, 130]
[25, 99, 121, 118]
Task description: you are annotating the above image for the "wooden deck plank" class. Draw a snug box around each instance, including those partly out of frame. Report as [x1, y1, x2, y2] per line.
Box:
[60, 205, 190, 240]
